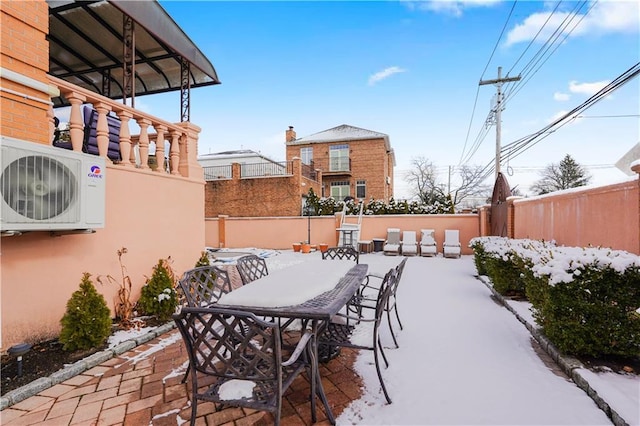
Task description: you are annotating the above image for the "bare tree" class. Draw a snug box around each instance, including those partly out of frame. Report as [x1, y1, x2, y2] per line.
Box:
[530, 154, 591, 195]
[404, 156, 491, 209]
[403, 157, 445, 204]
[449, 164, 492, 208]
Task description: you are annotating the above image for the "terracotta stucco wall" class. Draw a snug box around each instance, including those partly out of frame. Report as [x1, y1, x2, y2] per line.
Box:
[1, 166, 205, 350]
[286, 138, 393, 200]
[0, 0, 51, 144]
[205, 214, 479, 254]
[512, 179, 639, 253]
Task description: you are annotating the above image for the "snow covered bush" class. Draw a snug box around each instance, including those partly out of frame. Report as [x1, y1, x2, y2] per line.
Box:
[471, 237, 640, 357]
[137, 258, 179, 322]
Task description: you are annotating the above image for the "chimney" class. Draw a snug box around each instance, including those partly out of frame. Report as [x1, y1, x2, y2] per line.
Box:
[286, 126, 296, 142]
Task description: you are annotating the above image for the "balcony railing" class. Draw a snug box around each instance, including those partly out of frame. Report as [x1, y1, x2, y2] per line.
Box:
[204, 165, 232, 180]
[48, 75, 196, 178]
[240, 161, 292, 178]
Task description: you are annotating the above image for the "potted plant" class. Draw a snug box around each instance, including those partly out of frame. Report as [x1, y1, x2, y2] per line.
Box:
[292, 242, 302, 252]
[301, 241, 311, 253]
[319, 243, 329, 253]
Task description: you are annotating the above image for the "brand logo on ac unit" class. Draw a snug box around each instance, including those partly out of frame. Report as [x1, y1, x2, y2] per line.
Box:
[88, 165, 103, 178]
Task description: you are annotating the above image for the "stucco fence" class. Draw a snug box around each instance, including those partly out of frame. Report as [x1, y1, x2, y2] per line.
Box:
[205, 214, 480, 255]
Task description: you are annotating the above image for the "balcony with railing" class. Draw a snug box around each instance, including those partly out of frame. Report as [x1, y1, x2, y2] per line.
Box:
[48, 76, 201, 180]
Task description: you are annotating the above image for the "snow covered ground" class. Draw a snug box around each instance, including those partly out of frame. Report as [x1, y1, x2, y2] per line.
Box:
[110, 248, 639, 425]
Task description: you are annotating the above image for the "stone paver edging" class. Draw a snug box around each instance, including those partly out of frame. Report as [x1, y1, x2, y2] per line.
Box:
[0, 322, 176, 411]
[477, 275, 630, 426]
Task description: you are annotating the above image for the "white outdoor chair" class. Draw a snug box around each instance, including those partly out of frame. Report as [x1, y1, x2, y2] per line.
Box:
[443, 229, 461, 258]
[383, 228, 401, 256]
[400, 231, 418, 256]
[419, 229, 437, 257]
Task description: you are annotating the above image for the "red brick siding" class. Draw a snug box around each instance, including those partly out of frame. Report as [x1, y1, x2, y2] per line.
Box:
[286, 138, 393, 201]
[1, 0, 50, 144]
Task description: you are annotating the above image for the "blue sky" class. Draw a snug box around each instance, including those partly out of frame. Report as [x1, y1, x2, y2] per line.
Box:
[148, 0, 639, 198]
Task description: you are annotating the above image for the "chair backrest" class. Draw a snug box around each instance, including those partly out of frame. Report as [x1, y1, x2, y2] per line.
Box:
[444, 229, 460, 245]
[178, 265, 232, 307]
[236, 254, 269, 285]
[322, 246, 359, 263]
[388, 258, 407, 306]
[173, 306, 283, 408]
[82, 105, 122, 161]
[420, 229, 436, 245]
[386, 228, 401, 245]
[373, 269, 396, 323]
[402, 231, 417, 245]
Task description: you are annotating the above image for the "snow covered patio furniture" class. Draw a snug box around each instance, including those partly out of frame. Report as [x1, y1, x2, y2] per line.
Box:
[236, 254, 269, 285]
[419, 229, 437, 257]
[174, 306, 315, 426]
[178, 265, 233, 308]
[443, 229, 462, 258]
[322, 246, 359, 263]
[400, 231, 418, 256]
[383, 228, 401, 256]
[318, 267, 396, 404]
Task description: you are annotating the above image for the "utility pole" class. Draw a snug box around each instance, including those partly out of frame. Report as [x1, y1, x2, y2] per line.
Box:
[480, 67, 521, 180]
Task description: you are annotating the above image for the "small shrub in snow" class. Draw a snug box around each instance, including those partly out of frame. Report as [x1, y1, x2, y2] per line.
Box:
[59, 273, 112, 351]
[137, 258, 178, 322]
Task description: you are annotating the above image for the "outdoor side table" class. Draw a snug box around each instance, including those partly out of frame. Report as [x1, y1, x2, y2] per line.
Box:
[358, 240, 373, 253]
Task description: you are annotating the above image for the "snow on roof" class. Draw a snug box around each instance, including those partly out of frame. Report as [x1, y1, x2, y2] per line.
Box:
[290, 124, 390, 146]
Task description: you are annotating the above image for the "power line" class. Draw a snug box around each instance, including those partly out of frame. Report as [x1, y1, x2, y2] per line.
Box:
[459, 1, 518, 166]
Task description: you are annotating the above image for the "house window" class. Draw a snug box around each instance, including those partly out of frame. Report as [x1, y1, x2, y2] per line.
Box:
[356, 180, 366, 199]
[330, 181, 350, 200]
[300, 147, 313, 165]
[329, 144, 349, 171]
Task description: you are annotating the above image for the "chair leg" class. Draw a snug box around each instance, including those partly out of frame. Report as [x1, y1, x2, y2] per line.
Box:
[386, 309, 400, 349]
[377, 335, 390, 368]
[181, 368, 189, 384]
[190, 397, 198, 426]
[373, 339, 392, 404]
[394, 304, 403, 330]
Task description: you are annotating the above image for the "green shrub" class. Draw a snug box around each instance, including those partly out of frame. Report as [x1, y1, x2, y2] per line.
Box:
[529, 266, 640, 357]
[195, 251, 210, 267]
[59, 273, 112, 352]
[469, 239, 488, 276]
[484, 253, 527, 298]
[137, 258, 178, 322]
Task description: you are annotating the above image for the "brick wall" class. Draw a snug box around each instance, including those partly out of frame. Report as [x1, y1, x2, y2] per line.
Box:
[205, 161, 321, 217]
[1, 0, 51, 144]
[286, 137, 393, 201]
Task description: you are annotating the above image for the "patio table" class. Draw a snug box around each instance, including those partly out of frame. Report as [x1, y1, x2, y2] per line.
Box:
[217, 259, 368, 424]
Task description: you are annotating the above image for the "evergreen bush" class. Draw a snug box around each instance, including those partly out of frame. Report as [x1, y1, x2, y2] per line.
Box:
[137, 258, 179, 322]
[195, 251, 210, 267]
[59, 273, 112, 352]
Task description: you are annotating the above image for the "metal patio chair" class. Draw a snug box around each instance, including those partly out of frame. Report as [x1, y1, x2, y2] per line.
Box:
[360, 258, 408, 348]
[178, 265, 233, 308]
[236, 254, 269, 285]
[174, 306, 317, 426]
[318, 268, 396, 404]
[177, 265, 234, 383]
[321, 246, 359, 263]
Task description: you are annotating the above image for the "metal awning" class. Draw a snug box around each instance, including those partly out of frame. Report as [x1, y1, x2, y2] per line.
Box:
[47, 0, 220, 113]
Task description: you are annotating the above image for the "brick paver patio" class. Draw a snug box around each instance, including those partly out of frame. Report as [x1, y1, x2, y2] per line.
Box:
[1, 328, 363, 425]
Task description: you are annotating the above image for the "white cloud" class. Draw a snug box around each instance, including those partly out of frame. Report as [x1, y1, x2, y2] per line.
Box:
[368, 66, 407, 86]
[506, 1, 639, 46]
[554, 92, 570, 101]
[568, 80, 610, 95]
[402, 0, 500, 17]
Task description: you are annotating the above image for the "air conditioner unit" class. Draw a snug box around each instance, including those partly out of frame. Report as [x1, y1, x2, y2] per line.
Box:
[1, 136, 105, 232]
